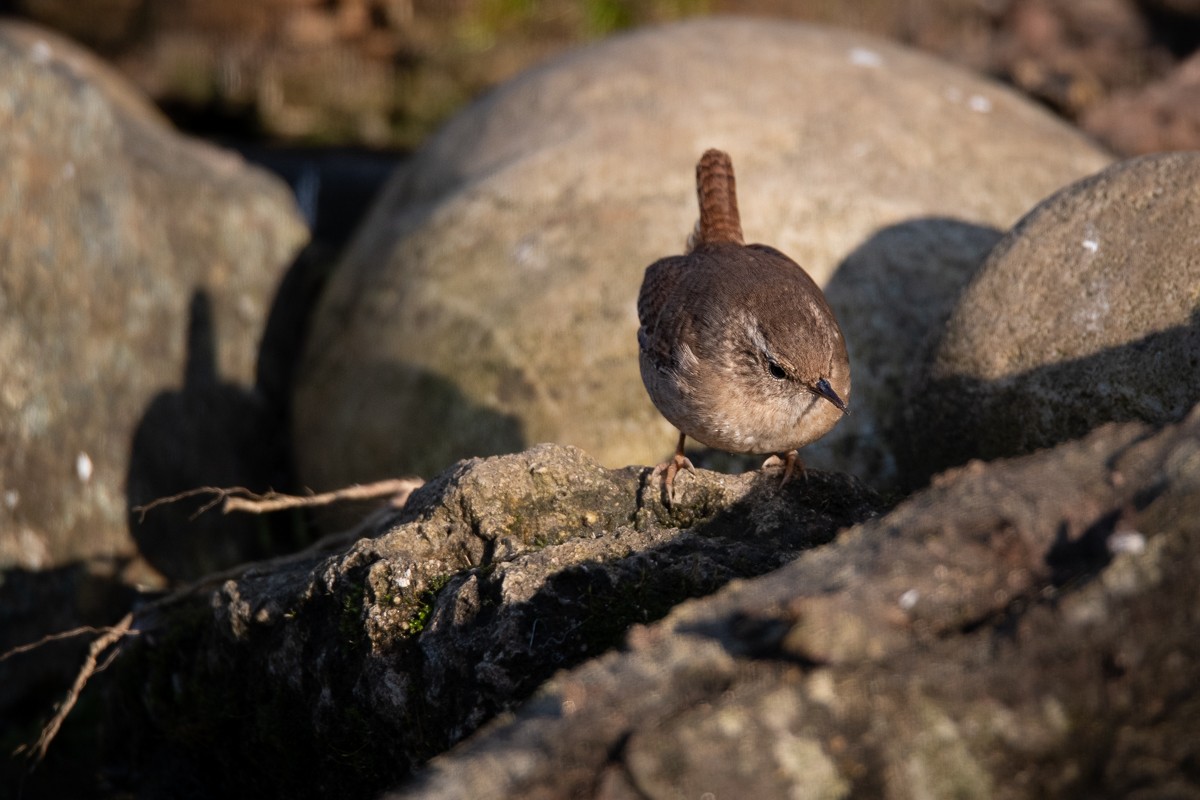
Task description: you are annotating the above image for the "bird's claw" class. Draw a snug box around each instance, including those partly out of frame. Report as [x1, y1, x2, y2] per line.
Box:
[762, 450, 805, 487]
[651, 452, 695, 506]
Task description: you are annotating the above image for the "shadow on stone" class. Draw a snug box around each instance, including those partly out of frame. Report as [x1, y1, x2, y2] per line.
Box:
[894, 306, 1200, 490]
[294, 358, 530, 496]
[126, 290, 298, 583]
[820, 216, 1004, 488]
[825, 216, 1004, 350]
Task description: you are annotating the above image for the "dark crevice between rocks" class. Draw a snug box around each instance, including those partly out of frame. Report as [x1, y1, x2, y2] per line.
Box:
[633, 466, 657, 518]
[596, 730, 650, 800]
[1044, 513, 1118, 590]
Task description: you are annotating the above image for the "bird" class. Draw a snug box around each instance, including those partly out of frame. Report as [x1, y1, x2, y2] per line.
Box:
[637, 148, 850, 499]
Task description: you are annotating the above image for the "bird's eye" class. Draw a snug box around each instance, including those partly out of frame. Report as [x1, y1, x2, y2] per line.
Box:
[766, 359, 787, 380]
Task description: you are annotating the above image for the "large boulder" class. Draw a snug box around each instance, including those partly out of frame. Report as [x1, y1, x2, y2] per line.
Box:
[0, 20, 309, 726]
[899, 152, 1200, 486]
[0, 22, 308, 575]
[293, 17, 1111, 493]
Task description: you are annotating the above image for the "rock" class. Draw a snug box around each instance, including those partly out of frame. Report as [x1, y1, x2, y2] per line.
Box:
[0, 21, 307, 575]
[0, 21, 308, 748]
[94, 444, 881, 798]
[1082, 49, 1200, 154]
[393, 407, 1200, 800]
[995, 0, 1155, 117]
[899, 152, 1200, 487]
[4, 0, 408, 146]
[294, 17, 1111, 494]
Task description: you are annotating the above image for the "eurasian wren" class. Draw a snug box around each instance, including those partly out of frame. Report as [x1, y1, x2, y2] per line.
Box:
[637, 148, 850, 496]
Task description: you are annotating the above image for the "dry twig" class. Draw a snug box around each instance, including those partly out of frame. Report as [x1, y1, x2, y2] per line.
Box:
[16, 612, 136, 762]
[132, 478, 425, 522]
[0, 625, 137, 664]
[14, 475, 425, 764]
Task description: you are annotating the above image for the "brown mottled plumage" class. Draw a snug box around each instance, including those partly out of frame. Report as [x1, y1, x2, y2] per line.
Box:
[637, 149, 850, 497]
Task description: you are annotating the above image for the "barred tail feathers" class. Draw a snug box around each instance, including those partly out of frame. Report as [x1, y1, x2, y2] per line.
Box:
[690, 148, 744, 250]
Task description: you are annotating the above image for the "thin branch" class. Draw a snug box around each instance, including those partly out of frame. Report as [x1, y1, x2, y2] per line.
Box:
[223, 479, 425, 514]
[15, 475, 426, 764]
[131, 485, 244, 521]
[132, 478, 425, 522]
[0, 625, 138, 663]
[17, 612, 135, 763]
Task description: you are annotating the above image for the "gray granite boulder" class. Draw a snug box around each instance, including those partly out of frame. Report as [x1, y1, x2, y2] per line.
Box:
[899, 151, 1200, 486]
[293, 16, 1111, 493]
[0, 21, 308, 578]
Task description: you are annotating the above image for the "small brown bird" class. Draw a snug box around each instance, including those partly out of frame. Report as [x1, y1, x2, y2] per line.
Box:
[637, 149, 850, 496]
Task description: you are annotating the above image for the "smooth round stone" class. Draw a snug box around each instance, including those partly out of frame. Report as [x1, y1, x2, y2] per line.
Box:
[294, 17, 1111, 490]
[900, 152, 1200, 485]
[0, 22, 308, 572]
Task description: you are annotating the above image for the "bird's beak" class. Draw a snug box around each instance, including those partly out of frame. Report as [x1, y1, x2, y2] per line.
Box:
[814, 378, 848, 414]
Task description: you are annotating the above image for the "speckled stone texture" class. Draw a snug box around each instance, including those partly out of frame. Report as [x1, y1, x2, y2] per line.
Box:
[899, 152, 1200, 487]
[293, 17, 1111, 494]
[0, 22, 308, 575]
[395, 409, 1200, 800]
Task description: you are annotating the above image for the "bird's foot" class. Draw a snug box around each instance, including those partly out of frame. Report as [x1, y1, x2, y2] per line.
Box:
[651, 451, 695, 506]
[762, 450, 806, 487]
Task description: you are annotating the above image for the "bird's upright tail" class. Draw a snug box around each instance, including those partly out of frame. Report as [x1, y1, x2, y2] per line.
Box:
[688, 148, 744, 251]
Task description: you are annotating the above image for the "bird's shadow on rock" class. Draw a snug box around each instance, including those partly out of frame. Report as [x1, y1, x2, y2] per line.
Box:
[123, 148, 413, 582]
[125, 275, 527, 581]
[818, 216, 1005, 488]
[124, 290, 301, 582]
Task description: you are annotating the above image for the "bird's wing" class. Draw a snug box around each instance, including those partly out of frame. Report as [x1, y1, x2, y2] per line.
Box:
[637, 255, 690, 373]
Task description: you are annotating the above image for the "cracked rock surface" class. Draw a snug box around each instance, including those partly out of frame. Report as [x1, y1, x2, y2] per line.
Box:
[392, 409, 1200, 800]
[105, 444, 881, 798]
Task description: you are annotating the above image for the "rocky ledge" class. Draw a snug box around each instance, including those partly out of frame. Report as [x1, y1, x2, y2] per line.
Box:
[398, 408, 1200, 800]
[100, 445, 881, 798]
[88, 402, 1200, 798]
[3, 15, 1199, 800]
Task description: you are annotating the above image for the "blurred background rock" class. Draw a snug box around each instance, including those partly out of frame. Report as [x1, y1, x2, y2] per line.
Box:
[0, 0, 1196, 156]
